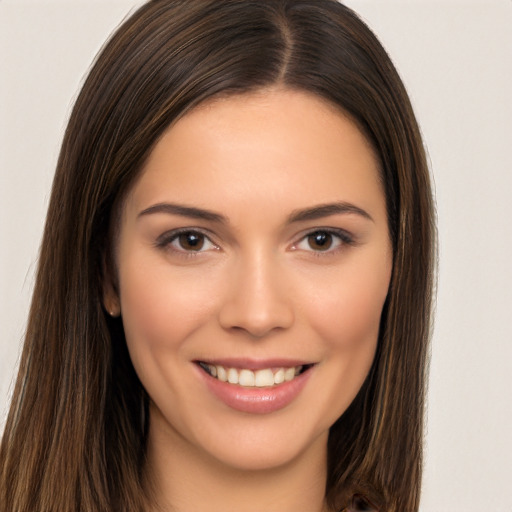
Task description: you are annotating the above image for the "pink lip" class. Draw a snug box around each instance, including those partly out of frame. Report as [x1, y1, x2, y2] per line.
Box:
[195, 363, 314, 414]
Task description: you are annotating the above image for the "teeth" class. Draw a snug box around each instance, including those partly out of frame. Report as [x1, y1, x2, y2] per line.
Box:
[254, 368, 274, 387]
[239, 369, 255, 386]
[217, 365, 227, 382]
[274, 368, 285, 384]
[200, 363, 305, 387]
[284, 367, 296, 381]
[227, 368, 239, 384]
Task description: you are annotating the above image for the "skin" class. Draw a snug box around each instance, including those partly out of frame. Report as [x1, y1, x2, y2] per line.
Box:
[104, 88, 392, 512]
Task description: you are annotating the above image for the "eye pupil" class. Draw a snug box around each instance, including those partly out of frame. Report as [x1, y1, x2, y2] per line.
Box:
[307, 231, 332, 251]
[179, 232, 204, 251]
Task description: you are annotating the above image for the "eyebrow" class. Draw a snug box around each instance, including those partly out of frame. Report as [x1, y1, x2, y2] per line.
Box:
[138, 200, 373, 224]
[287, 202, 374, 223]
[138, 203, 228, 223]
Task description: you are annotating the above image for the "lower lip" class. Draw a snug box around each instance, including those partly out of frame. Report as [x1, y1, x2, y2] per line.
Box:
[197, 366, 313, 414]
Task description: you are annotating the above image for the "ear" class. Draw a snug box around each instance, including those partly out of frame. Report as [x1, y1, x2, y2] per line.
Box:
[102, 253, 121, 317]
[103, 279, 121, 317]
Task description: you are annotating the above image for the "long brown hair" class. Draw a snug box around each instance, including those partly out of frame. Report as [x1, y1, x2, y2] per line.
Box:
[0, 2, 435, 511]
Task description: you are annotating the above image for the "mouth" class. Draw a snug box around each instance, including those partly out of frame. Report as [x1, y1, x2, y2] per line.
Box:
[196, 361, 313, 388]
[195, 359, 315, 414]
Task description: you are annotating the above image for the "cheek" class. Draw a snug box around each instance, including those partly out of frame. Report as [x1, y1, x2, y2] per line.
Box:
[304, 255, 391, 361]
[117, 257, 221, 364]
[301, 263, 391, 422]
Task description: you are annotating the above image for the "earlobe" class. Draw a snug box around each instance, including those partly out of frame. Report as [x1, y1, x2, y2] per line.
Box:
[103, 283, 121, 317]
[102, 252, 121, 317]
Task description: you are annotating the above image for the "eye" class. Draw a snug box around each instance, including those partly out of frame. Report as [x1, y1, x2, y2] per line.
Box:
[157, 229, 218, 253]
[293, 229, 353, 253]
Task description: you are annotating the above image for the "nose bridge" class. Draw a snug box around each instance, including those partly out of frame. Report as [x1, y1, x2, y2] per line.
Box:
[218, 245, 294, 337]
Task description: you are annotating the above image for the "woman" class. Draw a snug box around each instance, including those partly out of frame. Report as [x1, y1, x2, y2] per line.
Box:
[0, 1, 435, 511]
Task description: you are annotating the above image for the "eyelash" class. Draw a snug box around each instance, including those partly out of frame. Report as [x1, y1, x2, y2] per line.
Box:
[155, 228, 219, 257]
[291, 228, 355, 256]
[155, 227, 355, 257]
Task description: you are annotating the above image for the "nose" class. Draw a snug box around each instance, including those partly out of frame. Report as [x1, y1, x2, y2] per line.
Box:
[218, 251, 294, 338]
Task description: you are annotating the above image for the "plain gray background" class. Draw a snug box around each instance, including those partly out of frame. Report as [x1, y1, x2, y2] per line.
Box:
[1, 1, 511, 510]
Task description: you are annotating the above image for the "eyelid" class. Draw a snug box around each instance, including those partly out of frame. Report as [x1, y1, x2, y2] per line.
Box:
[155, 227, 219, 253]
[290, 227, 355, 253]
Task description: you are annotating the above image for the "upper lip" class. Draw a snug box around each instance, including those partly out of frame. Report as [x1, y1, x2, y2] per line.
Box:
[194, 358, 314, 370]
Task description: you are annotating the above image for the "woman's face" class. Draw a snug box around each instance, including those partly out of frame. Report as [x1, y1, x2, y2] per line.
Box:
[106, 88, 392, 471]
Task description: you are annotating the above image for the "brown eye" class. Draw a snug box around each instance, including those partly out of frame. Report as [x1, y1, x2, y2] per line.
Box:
[307, 231, 334, 251]
[293, 229, 352, 254]
[157, 229, 217, 255]
[177, 232, 205, 251]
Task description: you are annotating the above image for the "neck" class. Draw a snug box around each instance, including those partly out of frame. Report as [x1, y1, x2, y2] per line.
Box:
[144, 407, 331, 512]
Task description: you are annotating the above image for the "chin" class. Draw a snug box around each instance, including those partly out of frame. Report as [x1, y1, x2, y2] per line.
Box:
[198, 426, 329, 474]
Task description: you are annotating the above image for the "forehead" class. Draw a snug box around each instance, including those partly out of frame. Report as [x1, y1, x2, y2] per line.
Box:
[125, 88, 384, 221]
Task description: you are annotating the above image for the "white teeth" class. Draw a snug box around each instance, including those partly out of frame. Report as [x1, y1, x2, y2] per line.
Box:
[227, 368, 239, 384]
[254, 369, 274, 387]
[239, 369, 255, 386]
[274, 368, 285, 384]
[217, 365, 227, 382]
[284, 367, 296, 382]
[201, 363, 306, 387]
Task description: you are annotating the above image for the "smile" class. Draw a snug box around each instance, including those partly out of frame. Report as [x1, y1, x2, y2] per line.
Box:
[198, 362, 307, 387]
[196, 360, 315, 414]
